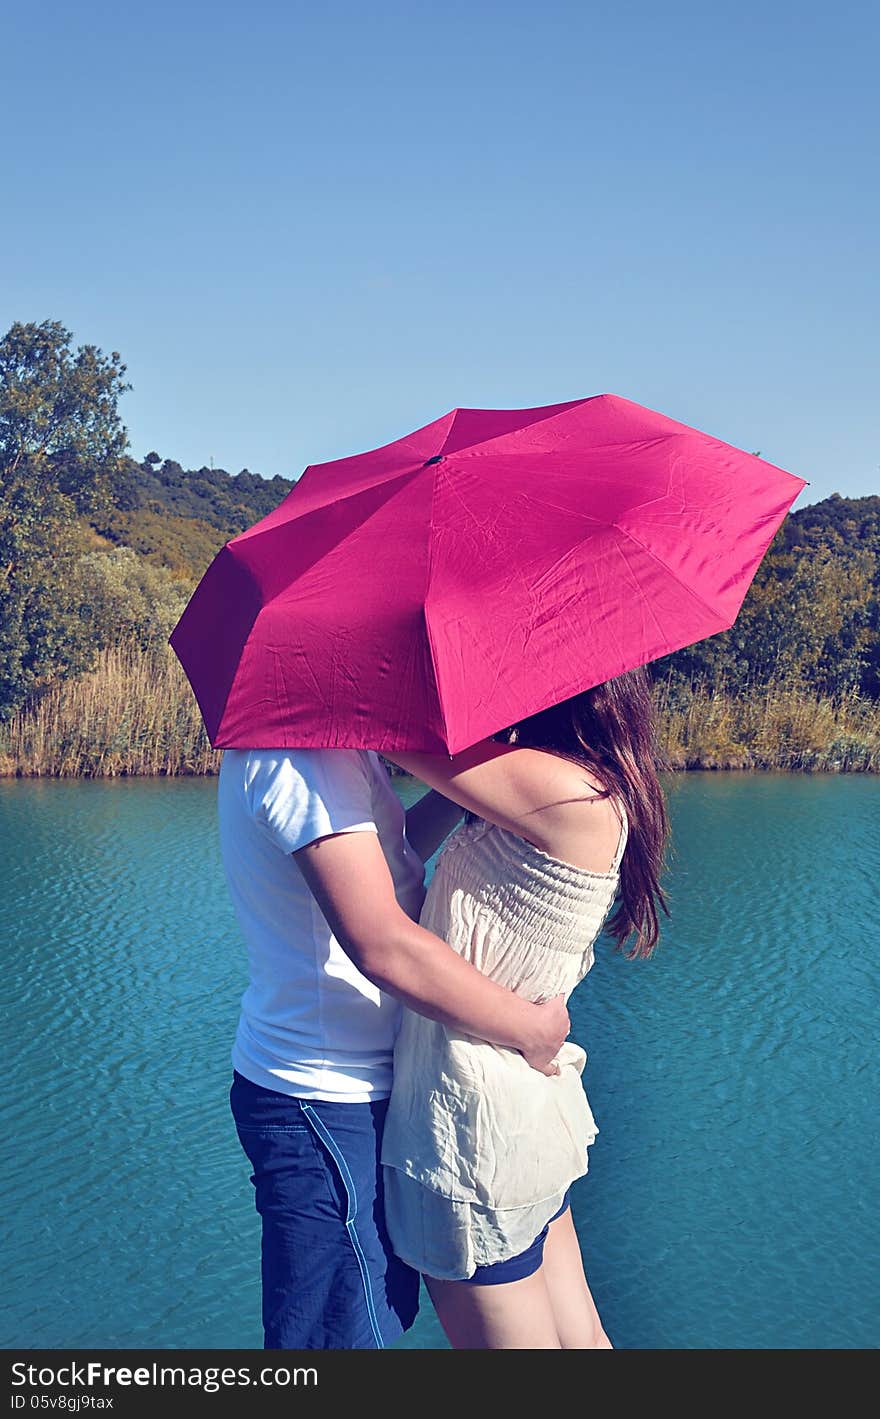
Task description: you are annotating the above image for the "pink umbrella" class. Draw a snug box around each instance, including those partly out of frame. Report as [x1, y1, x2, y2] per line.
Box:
[169, 394, 807, 753]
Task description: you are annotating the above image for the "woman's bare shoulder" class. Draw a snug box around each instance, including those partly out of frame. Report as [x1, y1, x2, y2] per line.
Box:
[519, 753, 623, 871]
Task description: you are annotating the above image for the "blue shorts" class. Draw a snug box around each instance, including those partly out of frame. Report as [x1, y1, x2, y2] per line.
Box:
[462, 1191, 572, 1286]
[230, 1071, 420, 1349]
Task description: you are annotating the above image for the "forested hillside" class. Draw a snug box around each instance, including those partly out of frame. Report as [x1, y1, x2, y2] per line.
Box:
[659, 492, 880, 698]
[91, 454, 296, 577]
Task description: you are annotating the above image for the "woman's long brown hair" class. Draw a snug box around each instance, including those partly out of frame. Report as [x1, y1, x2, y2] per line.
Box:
[499, 666, 671, 959]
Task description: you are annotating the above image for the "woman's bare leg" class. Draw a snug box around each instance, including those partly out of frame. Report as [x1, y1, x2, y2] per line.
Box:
[541, 1207, 613, 1348]
[424, 1269, 562, 1350]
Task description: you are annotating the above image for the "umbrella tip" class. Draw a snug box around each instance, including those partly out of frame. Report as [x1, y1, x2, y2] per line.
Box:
[423, 455, 444, 467]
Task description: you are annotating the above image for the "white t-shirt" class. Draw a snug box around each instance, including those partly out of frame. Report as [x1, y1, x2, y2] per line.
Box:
[218, 748, 425, 1102]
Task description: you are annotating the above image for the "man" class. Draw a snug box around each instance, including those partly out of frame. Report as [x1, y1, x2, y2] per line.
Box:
[219, 746, 569, 1349]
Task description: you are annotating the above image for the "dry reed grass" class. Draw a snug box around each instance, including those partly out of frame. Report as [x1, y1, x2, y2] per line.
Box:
[654, 676, 880, 772]
[0, 642, 219, 777]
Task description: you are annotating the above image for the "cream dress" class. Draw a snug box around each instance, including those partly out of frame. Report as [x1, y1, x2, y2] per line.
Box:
[381, 800, 628, 1280]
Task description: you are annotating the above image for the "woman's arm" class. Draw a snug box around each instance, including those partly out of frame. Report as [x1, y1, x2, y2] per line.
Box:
[404, 785, 464, 862]
[385, 741, 606, 859]
[294, 828, 568, 1075]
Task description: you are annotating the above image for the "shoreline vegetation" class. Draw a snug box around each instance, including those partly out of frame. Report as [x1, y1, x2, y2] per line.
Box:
[0, 642, 878, 778]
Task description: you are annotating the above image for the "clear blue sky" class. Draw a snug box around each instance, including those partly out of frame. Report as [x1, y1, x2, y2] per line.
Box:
[2, 0, 877, 505]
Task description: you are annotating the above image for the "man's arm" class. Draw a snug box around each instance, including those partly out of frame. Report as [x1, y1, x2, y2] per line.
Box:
[294, 829, 567, 1076]
[404, 785, 464, 862]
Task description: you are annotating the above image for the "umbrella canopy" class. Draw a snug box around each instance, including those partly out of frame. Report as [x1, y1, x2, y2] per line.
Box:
[169, 394, 807, 754]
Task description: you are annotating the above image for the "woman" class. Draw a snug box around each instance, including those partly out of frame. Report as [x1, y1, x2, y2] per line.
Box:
[380, 666, 670, 1349]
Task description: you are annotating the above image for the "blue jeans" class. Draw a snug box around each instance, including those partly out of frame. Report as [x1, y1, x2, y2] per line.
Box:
[230, 1071, 420, 1349]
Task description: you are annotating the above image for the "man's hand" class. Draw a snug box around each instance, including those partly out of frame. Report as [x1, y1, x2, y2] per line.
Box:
[520, 994, 570, 1076]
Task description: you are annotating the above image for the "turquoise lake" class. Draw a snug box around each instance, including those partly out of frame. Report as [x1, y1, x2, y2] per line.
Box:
[1, 772, 877, 1349]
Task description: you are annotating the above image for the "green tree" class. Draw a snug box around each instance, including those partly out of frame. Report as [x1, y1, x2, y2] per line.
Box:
[72, 546, 191, 650]
[0, 319, 131, 716]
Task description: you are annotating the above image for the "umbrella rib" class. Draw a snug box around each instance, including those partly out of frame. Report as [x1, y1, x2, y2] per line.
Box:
[236, 467, 424, 545]
[613, 526, 733, 626]
[422, 462, 451, 748]
[437, 398, 592, 460]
